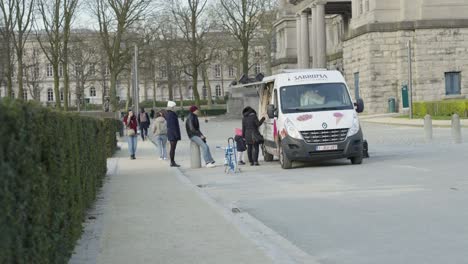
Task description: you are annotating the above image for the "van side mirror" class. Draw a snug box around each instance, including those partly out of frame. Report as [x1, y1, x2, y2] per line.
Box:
[267, 104, 276, 118]
[354, 98, 364, 113]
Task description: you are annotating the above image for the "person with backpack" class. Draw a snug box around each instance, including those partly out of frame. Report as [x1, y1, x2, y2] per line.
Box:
[123, 110, 138, 160]
[138, 107, 150, 141]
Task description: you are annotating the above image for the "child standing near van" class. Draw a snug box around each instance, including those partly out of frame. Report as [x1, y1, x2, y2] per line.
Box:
[234, 128, 246, 165]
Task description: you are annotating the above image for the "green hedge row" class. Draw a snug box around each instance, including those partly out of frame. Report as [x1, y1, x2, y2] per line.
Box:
[413, 100, 468, 117]
[139, 98, 227, 108]
[0, 99, 120, 263]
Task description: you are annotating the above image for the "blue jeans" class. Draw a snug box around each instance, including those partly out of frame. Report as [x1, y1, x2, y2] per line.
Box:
[154, 135, 168, 159]
[190, 136, 214, 164]
[127, 135, 138, 156]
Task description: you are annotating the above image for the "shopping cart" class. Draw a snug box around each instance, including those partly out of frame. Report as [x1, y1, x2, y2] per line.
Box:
[217, 137, 241, 174]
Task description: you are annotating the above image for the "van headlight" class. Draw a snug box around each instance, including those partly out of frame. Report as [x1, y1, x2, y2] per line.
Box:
[347, 113, 360, 137]
[285, 118, 303, 139]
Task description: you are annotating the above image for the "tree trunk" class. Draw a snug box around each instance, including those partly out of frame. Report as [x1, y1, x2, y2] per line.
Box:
[110, 70, 118, 111]
[152, 77, 157, 108]
[202, 64, 213, 107]
[242, 40, 249, 76]
[192, 65, 200, 107]
[16, 52, 24, 100]
[53, 65, 61, 109]
[63, 48, 70, 110]
[126, 76, 131, 111]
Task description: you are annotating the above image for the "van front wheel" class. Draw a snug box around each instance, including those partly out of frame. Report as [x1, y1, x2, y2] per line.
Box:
[350, 154, 363, 165]
[279, 144, 293, 169]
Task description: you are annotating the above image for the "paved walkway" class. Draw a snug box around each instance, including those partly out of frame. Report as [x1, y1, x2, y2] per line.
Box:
[70, 139, 271, 264]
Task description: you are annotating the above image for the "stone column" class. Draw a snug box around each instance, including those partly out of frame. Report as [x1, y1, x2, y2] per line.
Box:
[316, 2, 327, 68]
[311, 5, 318, 68]
[296, 14, 302, 68]
[300, 12, 310, 68]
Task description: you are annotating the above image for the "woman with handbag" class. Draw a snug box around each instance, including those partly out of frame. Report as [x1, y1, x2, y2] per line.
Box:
[242, 106, 265, 166]
[123, 110, 138, 160]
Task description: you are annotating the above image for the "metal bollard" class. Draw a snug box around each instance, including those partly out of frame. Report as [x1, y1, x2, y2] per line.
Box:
[424, 114, 433, 142]
[451, 114, 462, 144]
[190, 141, 202, 168]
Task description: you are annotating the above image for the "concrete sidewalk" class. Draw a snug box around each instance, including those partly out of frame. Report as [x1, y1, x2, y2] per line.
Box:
[71, 139, 272, 264]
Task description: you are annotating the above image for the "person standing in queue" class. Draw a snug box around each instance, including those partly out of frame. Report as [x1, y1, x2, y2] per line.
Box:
[242, 106, 265, 166]
[123, 109, 138, 160]
[166, 101, 181, 167]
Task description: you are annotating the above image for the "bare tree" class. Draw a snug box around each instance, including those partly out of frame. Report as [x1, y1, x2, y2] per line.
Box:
[0, 0, 34, 99]
[0, 1, 14, 98]
[23, 46, 44, 100]
[217, 0, 269, 77]
[69, 33, 100, 111]
[91, 0, 150, 111]
[171, 0, 212, 107]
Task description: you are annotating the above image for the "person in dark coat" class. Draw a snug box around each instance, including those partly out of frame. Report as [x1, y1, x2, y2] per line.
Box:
[137, 107, 150, 141]
[242, 106, 265, 166]
[166, 101, 181, 167]
[185, 106, 216, 168]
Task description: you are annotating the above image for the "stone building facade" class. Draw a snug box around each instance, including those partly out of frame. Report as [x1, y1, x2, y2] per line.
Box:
[273, 0, 468, 113]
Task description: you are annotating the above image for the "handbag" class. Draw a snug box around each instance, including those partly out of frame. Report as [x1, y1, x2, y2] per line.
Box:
[252, 132, 264, 144]
[126, 127, 135, 136]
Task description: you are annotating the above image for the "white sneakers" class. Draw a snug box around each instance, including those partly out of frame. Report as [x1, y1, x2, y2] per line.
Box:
[206, 163, 216, 168]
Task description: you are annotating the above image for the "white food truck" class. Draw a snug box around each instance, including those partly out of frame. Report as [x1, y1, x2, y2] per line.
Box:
[253, 69, 365, 169]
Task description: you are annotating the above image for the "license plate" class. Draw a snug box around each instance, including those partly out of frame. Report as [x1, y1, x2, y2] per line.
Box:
[316, 145, 338, 151]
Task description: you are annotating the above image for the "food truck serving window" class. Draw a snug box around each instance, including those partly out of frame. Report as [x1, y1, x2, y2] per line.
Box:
[280, 83, 353, 113]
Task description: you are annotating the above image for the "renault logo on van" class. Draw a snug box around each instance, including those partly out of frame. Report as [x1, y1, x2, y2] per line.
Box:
[322, 122, 328, 129]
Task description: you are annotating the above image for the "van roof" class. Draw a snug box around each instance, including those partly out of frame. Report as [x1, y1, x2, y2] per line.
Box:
[263, 70, 345, 85]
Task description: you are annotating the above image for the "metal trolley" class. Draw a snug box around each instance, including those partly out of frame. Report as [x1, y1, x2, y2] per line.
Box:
[218, 137, 241, 174]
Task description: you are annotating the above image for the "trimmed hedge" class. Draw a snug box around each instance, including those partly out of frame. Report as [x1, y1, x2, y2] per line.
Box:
[413, 99, 468, 117]
[0, 99, 120, 263]
[139, 98, 227, 108]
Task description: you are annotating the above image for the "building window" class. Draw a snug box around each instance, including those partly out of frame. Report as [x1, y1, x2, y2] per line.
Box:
[60, 89, 64, 101]
[160, 66, 167, 78]
[445, 72, 461, 95]
[255, 51, 260, 57]
[59, 64, 63, 77]
[23, 90, 28, 100]
[365, 0, 370, 11]
[359, 0, 363, 14]
[214, 64, 221, 78]
[229, 66, 235, 77]
[12, 91, 15, 98]
[89, 64, 95, 76]
[105, 65, 110, 75]
[47, 88, 54, 101]
[202, 86, 207, 99]
[90, 86, 96, 97]
[215, 85, 222, 97]
[47, 64, 53, 77]
[254, 63, 261, 75]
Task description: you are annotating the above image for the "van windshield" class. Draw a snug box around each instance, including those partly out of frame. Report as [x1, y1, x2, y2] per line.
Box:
[280, 83, 353, 113]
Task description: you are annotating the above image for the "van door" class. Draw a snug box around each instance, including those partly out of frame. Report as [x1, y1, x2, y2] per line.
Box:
[263, 86, 278, 150]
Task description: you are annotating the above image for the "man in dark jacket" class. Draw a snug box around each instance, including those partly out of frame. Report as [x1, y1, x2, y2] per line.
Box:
[186, 106, 216, 168]
[166, 101, 181, 167]
[137, 107, 150, 141]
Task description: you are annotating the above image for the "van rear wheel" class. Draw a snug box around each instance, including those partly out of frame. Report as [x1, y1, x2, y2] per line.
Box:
[279, 143, 292, 169]
[263, 145, 274, 162]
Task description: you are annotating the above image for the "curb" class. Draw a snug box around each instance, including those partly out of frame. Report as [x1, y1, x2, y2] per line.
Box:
[361, 119, 468, 128]
[174, 167, 321, 264]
